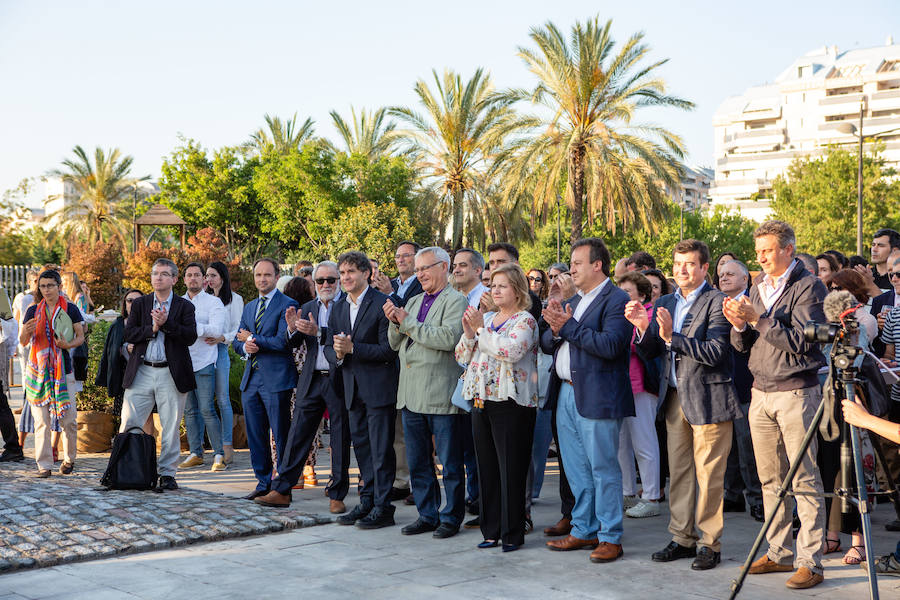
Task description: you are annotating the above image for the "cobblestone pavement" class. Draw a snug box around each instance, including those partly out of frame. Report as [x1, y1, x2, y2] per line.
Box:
[0, 456, 328, 574]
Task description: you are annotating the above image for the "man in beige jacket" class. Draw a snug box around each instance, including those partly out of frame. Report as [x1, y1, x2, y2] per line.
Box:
[384, 247, 468, 540]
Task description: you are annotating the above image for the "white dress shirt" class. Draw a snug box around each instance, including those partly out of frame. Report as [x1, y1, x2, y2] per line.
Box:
[555, 278, 610, 381]
[145, 291, 173, 363]
[184, 291, 226, 371]
[465, 282, 488, 308]
[348, 286, 369, 330]
[395, 274, 417, 299]
[758, 259, 798, 312]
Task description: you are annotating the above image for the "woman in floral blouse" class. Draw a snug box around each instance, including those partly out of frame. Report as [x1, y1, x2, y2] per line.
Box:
[455, 263, 539, 552]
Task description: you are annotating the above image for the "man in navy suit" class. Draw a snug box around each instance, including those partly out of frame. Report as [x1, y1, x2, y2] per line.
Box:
[233, 258, 299, 499]
[629, 239, 741, 571]
[542, 237, 634, 564]
[253, 261, 351, 513]
[327, 251, 399, 529]
[871, 255, 900, 357]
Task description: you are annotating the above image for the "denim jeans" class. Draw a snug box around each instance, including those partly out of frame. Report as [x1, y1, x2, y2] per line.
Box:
[215, 343, 234, 446]
[530, 407, 554, 498]
[402, 409, 466, 527]
[185, 363, 223, 457]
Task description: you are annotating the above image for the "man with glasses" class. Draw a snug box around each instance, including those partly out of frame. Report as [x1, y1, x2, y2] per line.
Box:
[373, 241, 423, 309]
[873, 254, 900, 529]
[384, 247, 468, 539]
[254, 261, 351, 514]
[120, 259, 197, 490]
[871, 255, 900, 356]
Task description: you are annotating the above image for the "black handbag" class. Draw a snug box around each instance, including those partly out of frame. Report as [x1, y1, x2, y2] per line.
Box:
[100, 427, 158, 490]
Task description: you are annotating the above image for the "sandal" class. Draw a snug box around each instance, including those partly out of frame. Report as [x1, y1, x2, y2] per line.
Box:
[842, 545, 866, 565]
[824, 536, 842, 554]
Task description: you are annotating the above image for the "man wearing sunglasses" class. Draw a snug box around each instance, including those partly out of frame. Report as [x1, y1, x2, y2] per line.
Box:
[254, 261, 352, 514]
[871, 255, 900, 357]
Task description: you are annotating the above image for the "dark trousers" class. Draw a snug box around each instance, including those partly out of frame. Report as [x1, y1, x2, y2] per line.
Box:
[348, 397, 396, 510]
[402, 408, 465, 527]
[472, 400, 536, 546]
[724, 405, 762, 507]
[242, 374, 292, 492]
[461, 412, 479, 503]
[550, 402, 575, 519]
[272, 373, 350, 499]
[0, 386, 20, 453]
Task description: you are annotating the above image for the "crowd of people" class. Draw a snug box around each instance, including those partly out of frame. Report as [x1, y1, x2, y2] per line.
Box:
[1, 221, 900, 590]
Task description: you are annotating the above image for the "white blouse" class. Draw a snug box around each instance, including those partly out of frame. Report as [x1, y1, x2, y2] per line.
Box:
[222, 291, 244, 344]
[454, 310, 539, 408]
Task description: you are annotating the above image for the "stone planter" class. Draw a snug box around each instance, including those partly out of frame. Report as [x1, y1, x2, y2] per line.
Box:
[232, 414, 247, 449]
[76, 410, 116, 453]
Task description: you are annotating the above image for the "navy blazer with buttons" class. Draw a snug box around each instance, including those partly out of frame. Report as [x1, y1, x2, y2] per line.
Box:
[540, 280, 635, 420]
[288, 297, 339, 401]
[232, 290, 298, 393]
[324, 287, 399, 409]
[635, 282, 742, 425]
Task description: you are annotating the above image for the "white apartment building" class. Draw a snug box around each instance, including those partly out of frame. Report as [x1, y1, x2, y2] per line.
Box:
[710, 37, 900, 221]
[671, 164, 714, 211]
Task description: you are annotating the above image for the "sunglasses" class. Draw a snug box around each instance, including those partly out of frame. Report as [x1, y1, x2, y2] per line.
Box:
[890, 272, 900, 279]
[527, 276, 544, 282]
[315, 277, 338, 285]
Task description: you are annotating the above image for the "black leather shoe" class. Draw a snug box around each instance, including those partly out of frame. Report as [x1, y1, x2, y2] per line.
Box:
[464, 517, 480, 529]
[242, 489, 268, 500]
[691, 547, 721, 570]
[432, 523, 459, 539]
[723, 497, 746, 512]
[750, 504, 764, 522]
[886, 519, 900, 532]
[651, 541, 697, 562]
[401, 518, 438, 535]
[389, 487, 411, 502]
[159, 476, 179, 490]
[337, 504, 372, 526]
[0, 450, 24, 462]
[502, 543, 521, 553]
[356, 507, 395, 530]
[466, 499, 479, 515]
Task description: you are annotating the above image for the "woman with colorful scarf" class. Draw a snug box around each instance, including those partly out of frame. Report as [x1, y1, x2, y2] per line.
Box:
[18, 270, 85, 478]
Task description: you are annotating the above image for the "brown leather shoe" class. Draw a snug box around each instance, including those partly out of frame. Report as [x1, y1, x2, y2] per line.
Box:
[543, 517, 572, 537]
[785, 567, 824, 589]
[329, 499, 347, 514]
[748, 555, 793, 574]
[546, 534, 599, 551]
[253, 490, 291, 508]
[590, 542, 623, 563]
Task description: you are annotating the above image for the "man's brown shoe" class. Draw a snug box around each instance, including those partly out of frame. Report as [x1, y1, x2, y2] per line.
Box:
[748, 555, 793, 574]
[546, 534, 599, 551]
[785, 567, 823, 589]
[253, 490, 291, 508]
[590, 542, 623, 563]
[543, 517, 572, 537]
[329, 499, 347, 514]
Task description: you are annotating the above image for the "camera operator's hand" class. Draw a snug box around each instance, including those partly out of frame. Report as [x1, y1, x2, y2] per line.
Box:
[841, 397, 900, 444]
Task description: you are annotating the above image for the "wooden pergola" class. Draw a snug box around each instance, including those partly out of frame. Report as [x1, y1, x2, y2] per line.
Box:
[133, 204, 187, 251]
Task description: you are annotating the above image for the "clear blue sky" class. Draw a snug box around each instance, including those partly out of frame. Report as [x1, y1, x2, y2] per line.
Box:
[1, 0, 898, 206]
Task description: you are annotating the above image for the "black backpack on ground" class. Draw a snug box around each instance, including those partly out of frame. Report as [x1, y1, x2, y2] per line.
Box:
[100, 427, 158, 490]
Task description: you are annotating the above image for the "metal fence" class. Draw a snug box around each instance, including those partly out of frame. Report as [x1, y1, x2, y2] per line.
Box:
[0, 265, 33, 299]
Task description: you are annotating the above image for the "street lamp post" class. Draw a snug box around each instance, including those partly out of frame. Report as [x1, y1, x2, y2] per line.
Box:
[556, 194, 561, 263]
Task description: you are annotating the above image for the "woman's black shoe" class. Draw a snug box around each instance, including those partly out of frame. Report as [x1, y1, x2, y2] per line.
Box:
[502, 543, 522, 553]
[477, 540, 499, 549]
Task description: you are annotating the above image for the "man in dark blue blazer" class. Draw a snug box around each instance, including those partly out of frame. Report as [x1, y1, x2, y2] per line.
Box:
[233, 258, 299, 499]
[326, 251, 399, 530]
[542, 238, 634, 564]
[629, 239, 741, 571]
[254, 261, 351, 513]
[870, 258, 899, 357]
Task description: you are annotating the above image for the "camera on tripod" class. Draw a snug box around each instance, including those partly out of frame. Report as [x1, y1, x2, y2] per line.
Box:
[803, 312, 862, 371]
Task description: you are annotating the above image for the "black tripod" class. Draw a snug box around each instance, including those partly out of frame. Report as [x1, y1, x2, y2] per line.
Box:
[729, 344, 880, 600]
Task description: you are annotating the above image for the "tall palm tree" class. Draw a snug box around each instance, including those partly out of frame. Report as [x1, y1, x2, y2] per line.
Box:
[497, 17, 694, 243]
[390, 68, 517, 249]
[249, 112, 315, 154]
[45, 145, 147, 247]
[329, 106, 401, 160]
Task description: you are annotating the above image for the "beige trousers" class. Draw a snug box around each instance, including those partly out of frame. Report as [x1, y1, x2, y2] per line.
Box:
[749, 386, 825, 574]
[32, 384, 77, 472]
[665, 391, 733, 552]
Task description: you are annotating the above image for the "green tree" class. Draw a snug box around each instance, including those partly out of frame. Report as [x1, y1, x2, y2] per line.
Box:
[248, 113, 315, 155]
[335, 152, 417, 207]
[329, 107, 401, 160]
[45, 145, 148, 248]
[498, 16, 693, 243]
[390, 68, 517, 249]
[323, 202, 417, 268]
[771, 146, 900, 255]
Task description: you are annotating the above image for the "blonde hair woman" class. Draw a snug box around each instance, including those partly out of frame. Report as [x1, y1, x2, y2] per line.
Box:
[455, 263, 539, 552]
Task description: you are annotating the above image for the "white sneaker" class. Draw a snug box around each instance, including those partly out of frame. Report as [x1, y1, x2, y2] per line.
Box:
[623, 495, 640, 510]
[626, 500, 661, 518]
[179, 453, 204, 469]
[211, 454, 227, 472]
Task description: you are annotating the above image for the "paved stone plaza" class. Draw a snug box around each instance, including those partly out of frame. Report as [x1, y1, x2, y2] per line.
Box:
[1, 440, 899, 599]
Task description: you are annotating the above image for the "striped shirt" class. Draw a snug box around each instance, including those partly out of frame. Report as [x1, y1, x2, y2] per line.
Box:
[882, 305, 900, 403]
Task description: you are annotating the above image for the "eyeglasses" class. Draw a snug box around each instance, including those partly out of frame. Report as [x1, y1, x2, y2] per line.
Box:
[299, 267, 313, 276]
[395, 253, 415, 260]
[414, 261, 442, 275]
[315, 277, 338, 285]
[527, 276, 544, 282]
[890, 272, 900, 279]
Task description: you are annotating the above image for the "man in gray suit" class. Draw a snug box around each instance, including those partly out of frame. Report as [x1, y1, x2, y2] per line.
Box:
[627, 239, 741, 571]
